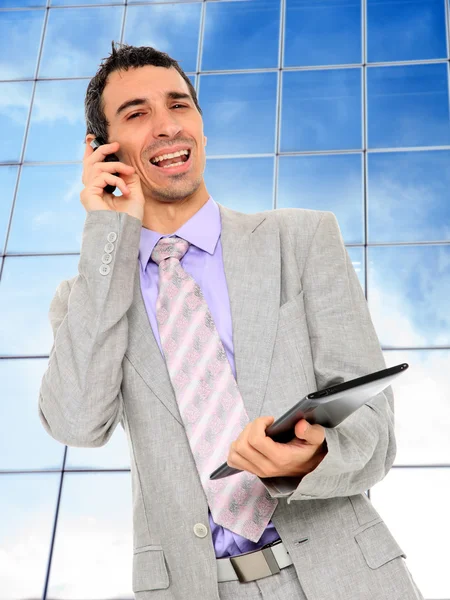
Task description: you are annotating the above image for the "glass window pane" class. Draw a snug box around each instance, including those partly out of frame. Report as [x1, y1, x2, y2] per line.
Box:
[0, 472, 59, 600]
[7, 165, 85, 254]
[123, 3, 201, 74]
[0, 166, 18, 253]
[39, 7, 124, 78]
[200, 72, 277, 155]
[284, 0, 361, 67]
[25, 80, 88, 162]
[0, 359, 65, 471]
[205, 157, 274, 213]
[52, 0, 123, 4]
[367, 245, 450, 347]
[384, 349, 450, 466]
[0, 9, 44, 79]
[1, 0, 45, 5]
[368, 150, 450, 243]
[367, 63, 450, 149]
[202, 0, 280, 71]
[368, 0, 447, 63]
[370, 468, 450, 599]
[0, 81, 34, 163]
[347, 246, 365, 292]
[277, 153, 364, 244]
[280, 69, 362, 152]
[0, 255, 80, 356]
[47, 472, 133, 598]
[128, 0, 200, 2]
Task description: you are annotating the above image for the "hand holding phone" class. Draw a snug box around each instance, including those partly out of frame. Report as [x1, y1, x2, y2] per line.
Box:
[90, 137, 120, 194]
[80, 136, 145, 222]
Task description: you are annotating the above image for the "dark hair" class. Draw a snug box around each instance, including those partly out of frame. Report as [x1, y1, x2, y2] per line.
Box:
[84, 41, 202, 141]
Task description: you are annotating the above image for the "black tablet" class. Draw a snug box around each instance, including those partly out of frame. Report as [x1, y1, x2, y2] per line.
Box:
[209, 363, 408, 480]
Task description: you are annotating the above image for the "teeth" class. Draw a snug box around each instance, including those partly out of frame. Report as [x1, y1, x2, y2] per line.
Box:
[151, 149, 189, 164]
[162, 161, 184, 169]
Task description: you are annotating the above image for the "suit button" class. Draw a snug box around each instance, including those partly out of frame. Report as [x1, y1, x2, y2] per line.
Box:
[99, 264, 111, 275]
[193, 523, 208, 538]
[104, 242, 114, 253]
[101, 253, 112, 264]
[107, 232, 117, 243]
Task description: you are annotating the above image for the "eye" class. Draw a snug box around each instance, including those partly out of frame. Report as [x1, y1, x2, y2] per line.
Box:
[128, 112, 144, 120]
[172, 104, 187, 109]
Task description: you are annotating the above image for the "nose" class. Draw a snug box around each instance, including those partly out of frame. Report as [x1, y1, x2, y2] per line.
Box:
[152, 108, 183, 139]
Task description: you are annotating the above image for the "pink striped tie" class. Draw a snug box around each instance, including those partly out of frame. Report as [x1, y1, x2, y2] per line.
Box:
[151, 236, 278, 543]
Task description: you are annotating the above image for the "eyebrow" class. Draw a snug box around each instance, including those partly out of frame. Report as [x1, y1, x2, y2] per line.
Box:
[115, 92, 192, 118]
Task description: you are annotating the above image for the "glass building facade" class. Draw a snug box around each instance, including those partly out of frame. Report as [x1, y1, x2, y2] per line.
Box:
[1, 0, 449, 597]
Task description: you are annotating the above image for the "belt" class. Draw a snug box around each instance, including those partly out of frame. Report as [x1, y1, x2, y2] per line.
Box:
[216, 540, 293, 583]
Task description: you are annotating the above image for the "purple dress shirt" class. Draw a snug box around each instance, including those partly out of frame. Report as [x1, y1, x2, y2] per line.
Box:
[138, 196, 281, 558]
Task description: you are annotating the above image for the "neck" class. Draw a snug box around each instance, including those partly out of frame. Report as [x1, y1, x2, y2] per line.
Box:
[142, 187, 210, 233]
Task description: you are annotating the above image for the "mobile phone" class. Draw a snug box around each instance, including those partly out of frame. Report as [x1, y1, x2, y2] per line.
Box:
[90, 136, 119, 195]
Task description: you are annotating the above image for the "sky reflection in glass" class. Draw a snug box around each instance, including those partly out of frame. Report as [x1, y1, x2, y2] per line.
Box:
[284, 0, 361, 67]
[385, 349, 450, 466]
[25, 80, 88, 163]
[367, 63, 450, 148]
[368, 150, 450, 243]
[46, 472, 133, 598]
[281, 69, 362, 152]
[0, 472, 60, 600]
[202, 0, 280, 71]
[0, 166, 18, 253]
[200, 72, 277, 155]
[0, 358, 65, 471]
[205, 157, 274, 213]
[0, 9, 44, 79]
[368, 245, 450, 348]
[0, 255, 79, 356]
[0, 81, 33, 163]
[123, 3, 201, 74]
[39, 6, 123, 78]
[277, 153, 364, 244]
[367, 0, 447, 62]
[1, 0, 45, 6]
[7, 164, 85, 254]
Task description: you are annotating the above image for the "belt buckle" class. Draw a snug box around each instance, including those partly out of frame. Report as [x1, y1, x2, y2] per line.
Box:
[229, 540, 282, 583]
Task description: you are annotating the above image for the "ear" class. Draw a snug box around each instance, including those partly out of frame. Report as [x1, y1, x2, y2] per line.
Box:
[204, 135, 207, 147]
[86, 133, 96, 145]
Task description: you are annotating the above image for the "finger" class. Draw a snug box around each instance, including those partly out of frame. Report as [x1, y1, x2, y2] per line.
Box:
[228, 445, 275, 478]
[294, 419, 325, 445]
[245, 416, 281, 460]
[93, 161, 135, 175]
[87, 141, 120, 165]
[92, 173, 130, 197]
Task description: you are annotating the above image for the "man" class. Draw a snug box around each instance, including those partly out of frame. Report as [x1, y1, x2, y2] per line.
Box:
[38, 42, 423, 599]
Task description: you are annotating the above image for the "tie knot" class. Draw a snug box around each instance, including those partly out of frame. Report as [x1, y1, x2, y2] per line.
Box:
[151, 236, 190, 265]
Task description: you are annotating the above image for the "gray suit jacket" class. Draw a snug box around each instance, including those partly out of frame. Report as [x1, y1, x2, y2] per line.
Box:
[38, 204, 423, 600]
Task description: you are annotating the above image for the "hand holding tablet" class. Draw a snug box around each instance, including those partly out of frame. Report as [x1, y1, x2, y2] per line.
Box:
[209, 363, 408, 480]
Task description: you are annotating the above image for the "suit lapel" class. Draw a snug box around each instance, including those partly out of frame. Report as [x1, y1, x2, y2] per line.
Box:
[126, 202, 281, 425]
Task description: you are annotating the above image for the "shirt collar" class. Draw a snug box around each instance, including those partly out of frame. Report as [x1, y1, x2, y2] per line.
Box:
[138, 196, 221, 270]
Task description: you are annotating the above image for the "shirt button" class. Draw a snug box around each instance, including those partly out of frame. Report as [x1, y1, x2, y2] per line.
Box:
[107, 232, 117, 243]
[99, 264, 111, 276]
[104, 242, 114, 253]
[193, 523, 208, 538]
[101, 253, 112, 264]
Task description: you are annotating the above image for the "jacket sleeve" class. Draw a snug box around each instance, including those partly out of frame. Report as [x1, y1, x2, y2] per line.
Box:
[38, 210, 142, 448]
[260, 211, 396, 503]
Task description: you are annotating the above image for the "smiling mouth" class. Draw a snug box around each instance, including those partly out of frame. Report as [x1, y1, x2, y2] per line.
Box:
[150, 149, 191, 171]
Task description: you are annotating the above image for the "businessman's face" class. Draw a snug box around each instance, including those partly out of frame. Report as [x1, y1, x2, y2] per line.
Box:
[102, 65, 207, 204]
